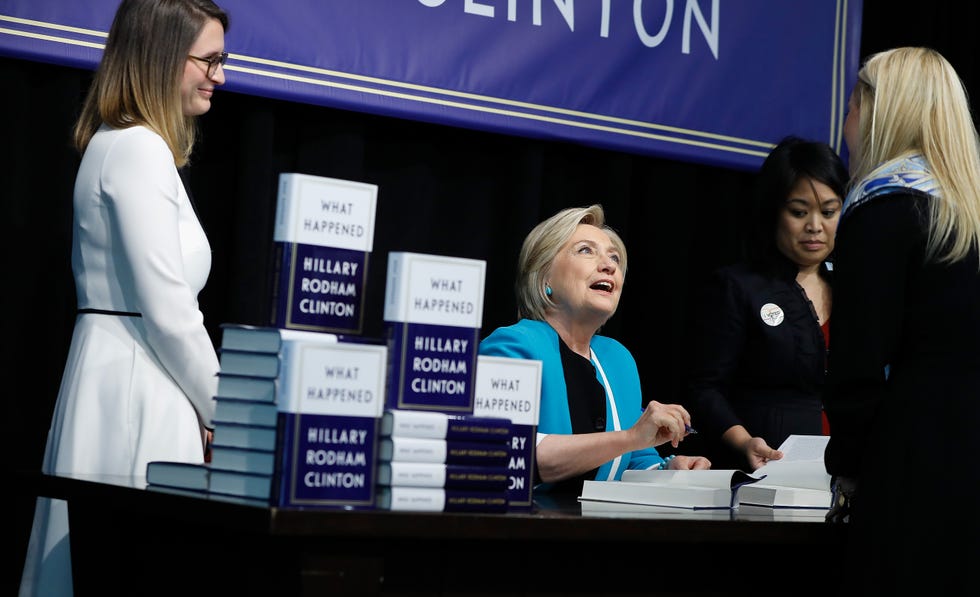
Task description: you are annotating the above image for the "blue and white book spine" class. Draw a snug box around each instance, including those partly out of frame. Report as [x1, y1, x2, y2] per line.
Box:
[378, 436, 510, 466]
[380, 408, 512, 442]
[377, 461, 510, 490]
[271, 173, 377, 334]
[376, 486, 509, 512]
[473, 355, 543, 512]
[383, 252, 486, 413]
[274, 339, 387, 509]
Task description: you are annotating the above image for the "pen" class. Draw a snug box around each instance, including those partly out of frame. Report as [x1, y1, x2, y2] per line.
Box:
[685, 424, 698, 435]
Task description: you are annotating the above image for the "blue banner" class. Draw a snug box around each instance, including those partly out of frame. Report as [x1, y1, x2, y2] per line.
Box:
[0, 0, 862, 171]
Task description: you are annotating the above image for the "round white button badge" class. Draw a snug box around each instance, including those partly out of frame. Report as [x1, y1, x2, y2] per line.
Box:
[760, 303, 784, 326]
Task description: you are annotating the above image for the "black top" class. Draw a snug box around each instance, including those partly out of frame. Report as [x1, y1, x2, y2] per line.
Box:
[544, 338, 607, 494]
[683, 257, 827, 469]
[823, 190, 980, 592]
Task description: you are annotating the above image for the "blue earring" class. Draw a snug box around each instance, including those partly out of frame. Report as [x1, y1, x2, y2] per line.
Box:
[545, 285, 553, 296]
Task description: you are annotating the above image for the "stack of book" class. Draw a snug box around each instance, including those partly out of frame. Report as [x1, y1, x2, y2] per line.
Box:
[471, 354, 542, 512]
[270, 172, 378, 335]
[147, 323, 388, 510]
[374, 409, 511, 512]
[382, 251, 486, 414]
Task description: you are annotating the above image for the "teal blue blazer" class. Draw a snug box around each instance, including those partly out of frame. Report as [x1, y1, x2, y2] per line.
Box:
[479, 318, 664, 486]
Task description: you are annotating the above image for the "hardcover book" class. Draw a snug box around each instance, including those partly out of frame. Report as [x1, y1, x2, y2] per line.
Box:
[210, 468, 274, 501]
[377, 461, 510, 490]
[270, 173, 377, 334]
[272, 338, 388, 509]
[472, 355, 543, 512]
[218, 349, 282, 379]
[378, 436, 510, 467]
[220, 323, 340, 354]
[215, 373, 277, 403]
[210, 422, 277, 451]
[376, 486, 509, 513]
[383, 251, 486, 413]
[209, 445, 277, 475]
[215, 325, 340, 402]
[579, 499, 735, 520]
[380, 408, 512, 442]
[145, 484, 209, 500]
[600, 469, 762, 509]
[213, 398, 279, 427]
[145, 461, 210, 492]
[735, 435, 833, 509]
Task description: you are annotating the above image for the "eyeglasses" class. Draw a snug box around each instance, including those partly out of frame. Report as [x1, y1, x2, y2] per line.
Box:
[187, 51, 228, 78]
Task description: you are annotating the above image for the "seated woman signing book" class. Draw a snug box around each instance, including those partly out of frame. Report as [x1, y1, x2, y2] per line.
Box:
[479, 204, 709, 495]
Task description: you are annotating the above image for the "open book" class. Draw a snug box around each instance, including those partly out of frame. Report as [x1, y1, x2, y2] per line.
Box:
[580, 469, 760, 510]
[735, 434, 832, 509]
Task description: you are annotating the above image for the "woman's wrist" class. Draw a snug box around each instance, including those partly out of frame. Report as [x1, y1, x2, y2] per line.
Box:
[657, 454, 675, 470]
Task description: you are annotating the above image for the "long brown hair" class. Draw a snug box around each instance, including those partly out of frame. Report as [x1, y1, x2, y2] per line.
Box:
[73, 0, 229, 167]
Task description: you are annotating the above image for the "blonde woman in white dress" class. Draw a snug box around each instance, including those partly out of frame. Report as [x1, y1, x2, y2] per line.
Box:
[19, 1, 230, 595]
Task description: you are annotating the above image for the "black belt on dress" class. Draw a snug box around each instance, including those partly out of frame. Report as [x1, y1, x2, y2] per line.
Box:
[78, 308, 142, 318]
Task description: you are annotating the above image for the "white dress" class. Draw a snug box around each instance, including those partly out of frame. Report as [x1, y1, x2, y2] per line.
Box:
[19, 125, 220, 596]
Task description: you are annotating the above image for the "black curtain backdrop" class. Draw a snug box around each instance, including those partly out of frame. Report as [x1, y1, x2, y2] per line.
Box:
[4, 1, 978, 592]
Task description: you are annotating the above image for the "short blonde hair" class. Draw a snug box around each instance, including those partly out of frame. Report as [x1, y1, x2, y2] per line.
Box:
[515, 204, 627, 321]
[850, 47, 980, 265]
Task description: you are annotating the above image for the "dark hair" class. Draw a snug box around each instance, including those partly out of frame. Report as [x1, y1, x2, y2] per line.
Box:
[747, 135, 848, 267]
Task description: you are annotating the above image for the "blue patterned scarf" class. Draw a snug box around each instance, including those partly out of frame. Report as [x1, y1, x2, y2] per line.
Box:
[842, 154, 940, 219]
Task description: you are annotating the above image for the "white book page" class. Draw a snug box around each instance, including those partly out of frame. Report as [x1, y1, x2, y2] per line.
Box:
[774, 434, 829, 462]
[748, 435, 831, 491]
[750, 460, 831, 491]
[620, 469, 756, 489]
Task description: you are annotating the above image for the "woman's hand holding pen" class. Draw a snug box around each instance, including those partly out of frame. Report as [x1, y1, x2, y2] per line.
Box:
[636, 400, 695, 449]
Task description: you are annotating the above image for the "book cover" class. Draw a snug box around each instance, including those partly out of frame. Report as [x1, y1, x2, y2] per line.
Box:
[380, 408, 512, 442]
[145, 461, 210, 492]
[377, 436, 510, 467]
[220, 323, 339, 354]
[376, 486, 509, 513]
[377, 462, 510, 490]
[607, 469, 762, 509]
[213, 397, 279, 427]
[472, 355, 542, 512]
[210, 422, 277, 451]
[270, 173, 377, 334]
[383, 251, 486, 413]
[273, 339, 388, 509]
